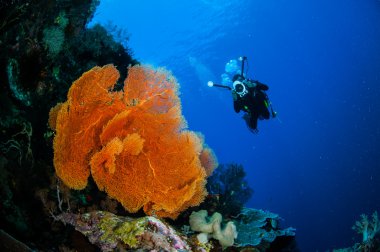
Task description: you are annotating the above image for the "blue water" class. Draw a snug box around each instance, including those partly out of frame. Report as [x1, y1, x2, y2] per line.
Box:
[90, 0, 380, 250]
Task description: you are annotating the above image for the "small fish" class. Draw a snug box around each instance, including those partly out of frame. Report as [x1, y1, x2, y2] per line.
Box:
[207, 194, 220, 201]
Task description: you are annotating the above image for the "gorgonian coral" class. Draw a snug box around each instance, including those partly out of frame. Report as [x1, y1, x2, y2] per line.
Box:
[49, 64, 217, 219]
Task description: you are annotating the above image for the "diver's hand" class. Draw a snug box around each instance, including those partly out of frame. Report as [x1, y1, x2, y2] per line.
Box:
[232, 91, 238, 101]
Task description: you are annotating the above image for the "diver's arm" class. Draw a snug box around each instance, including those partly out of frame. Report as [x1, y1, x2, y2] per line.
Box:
[232, 92, 242, 113]
[253, 80, 269, 91]
[244, 80, 256, 88]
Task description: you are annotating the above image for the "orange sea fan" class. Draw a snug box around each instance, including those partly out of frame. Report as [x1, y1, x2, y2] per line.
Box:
[199, 147, 218, 177]
[48, 102, 62, 130]
[51, 65, 122, 189]
[50, 64, 218, 218]
[90, 137, 124, 175]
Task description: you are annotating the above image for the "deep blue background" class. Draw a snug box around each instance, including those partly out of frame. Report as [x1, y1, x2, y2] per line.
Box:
[91, 0, 380, 250]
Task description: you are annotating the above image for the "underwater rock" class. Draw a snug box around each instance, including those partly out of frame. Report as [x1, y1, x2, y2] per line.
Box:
[57, 211, 191, 251]
[0, 229, 33, 252]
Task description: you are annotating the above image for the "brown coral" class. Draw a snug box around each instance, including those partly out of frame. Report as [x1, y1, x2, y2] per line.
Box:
[50, 64, 217, 218]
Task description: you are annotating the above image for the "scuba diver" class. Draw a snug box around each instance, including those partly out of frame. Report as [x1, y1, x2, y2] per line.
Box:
[208, 56, 276, 133]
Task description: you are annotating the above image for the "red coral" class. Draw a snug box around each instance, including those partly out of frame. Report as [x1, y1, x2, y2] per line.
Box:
[50, 64, 217, 218]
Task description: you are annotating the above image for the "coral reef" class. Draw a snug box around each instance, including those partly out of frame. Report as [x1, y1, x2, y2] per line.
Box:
[0, 0, 137, 249]
[57, 211, 190, 251]
[163, 163, 297, 251]
[49, 64, 217, 219]
[187, 208, 296, 251]
[53, 207, 297, 252]
[0, 1, 298, 251]
[1, 0, 136, 112]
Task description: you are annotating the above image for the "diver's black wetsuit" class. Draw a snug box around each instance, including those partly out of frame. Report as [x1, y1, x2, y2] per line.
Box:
[233, 80, 270, 132]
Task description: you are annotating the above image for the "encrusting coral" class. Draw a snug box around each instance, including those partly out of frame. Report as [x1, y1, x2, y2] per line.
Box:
[49, 64, 218, 219]
[57, 211, 191, 251]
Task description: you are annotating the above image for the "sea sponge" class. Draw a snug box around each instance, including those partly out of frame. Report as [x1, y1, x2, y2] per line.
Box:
[212, 220, 238, 248]
[189, 210, 238, 248]
[189, 210, 222, 234]
[50, 64, 217, 219]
